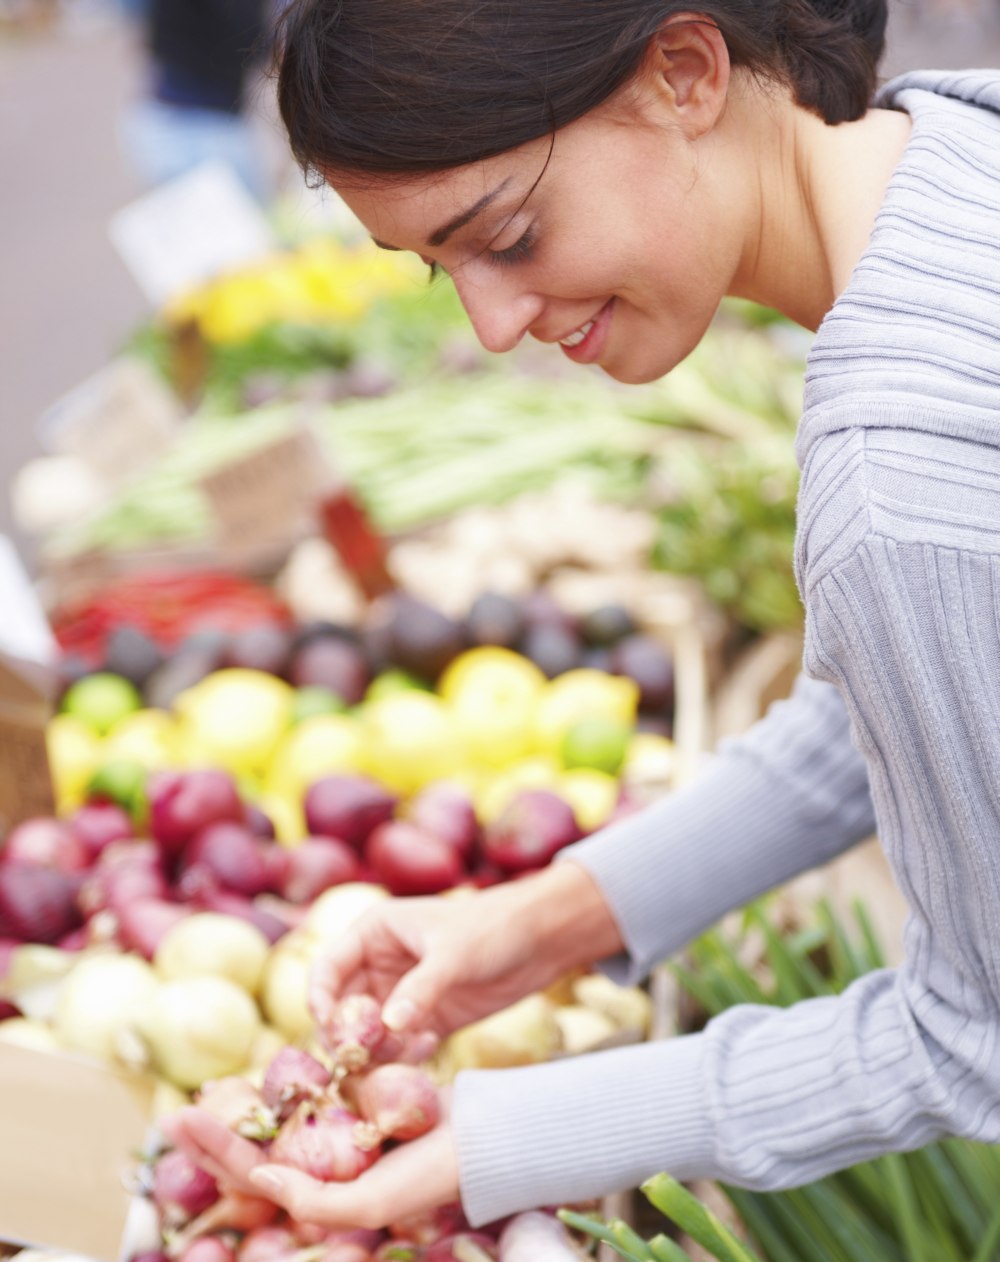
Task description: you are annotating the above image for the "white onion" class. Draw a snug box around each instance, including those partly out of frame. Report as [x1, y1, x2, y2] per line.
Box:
[54, 954, 160, 1063]
[155, 913, 270, 995]
[135, 975, 261, 1090]
[0, 1017, 62, 1052]
[259, 931, 316, 1042]
[302, 882, 389, 943]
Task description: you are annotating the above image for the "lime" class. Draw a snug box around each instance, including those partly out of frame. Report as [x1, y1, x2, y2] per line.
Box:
[365, 669, 431, 702]
[61, 672, 142, 736]
[535, 669, 639, 756]
[88, 758, 149, 822]
[291, 686, 348, 725]
[561, 716, 631, 775]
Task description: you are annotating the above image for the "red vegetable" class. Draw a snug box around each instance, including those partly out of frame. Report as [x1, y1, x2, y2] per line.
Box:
[261, 1047, 333, 1121]
[0, 865, 83, 944]
[403, 783, 478, 863]
[79, 841, 168, 918]
[320, 993, 387, 1071]
[149, 770, 244, 856]
[238, 1226, 299, 1262]
[69, 802, 134, 860]
[183, 823, 288, 898]
[117, 898, 191, 960]
[480, 790, 582, 873]
[269, 1103, 380, 1182]
[152, 1148, 220, 1228]
[365, 821, 464, 896]
[180, 1239, 237, 1262]
[348, 1064, 440, 1141]
[304, 775, 398, 851]
[281, 837, 361, 903]
[1, 818, 90, 873]
[425, 1235, 499, 1261]
[388, 1204, 467, 1246]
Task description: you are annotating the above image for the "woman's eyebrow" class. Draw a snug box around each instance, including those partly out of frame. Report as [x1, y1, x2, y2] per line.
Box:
[426, 178, 512, 247]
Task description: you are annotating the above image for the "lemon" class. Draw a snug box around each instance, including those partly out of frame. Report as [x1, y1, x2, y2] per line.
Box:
[535, 669, 639, 757]
[61, 672, 142, 736]
[266, 713, 367, 801]
[103, 708, 179, 769]
[365, 669, 431, 701]
[557, 769, 620, 832]
[475, 755, 562, 824]
[363, 691, 463, 795]
[47, 713, 104, 812]
[439, 647, 547, 768]
[561, 716, 631, 775]
[173, 669, 294, 777]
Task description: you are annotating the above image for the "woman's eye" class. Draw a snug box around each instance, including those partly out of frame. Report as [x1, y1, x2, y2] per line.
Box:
[486, 225, 537, 269]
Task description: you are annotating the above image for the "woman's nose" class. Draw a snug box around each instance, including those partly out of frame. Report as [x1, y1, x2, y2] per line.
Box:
[451, 268, 544, 355]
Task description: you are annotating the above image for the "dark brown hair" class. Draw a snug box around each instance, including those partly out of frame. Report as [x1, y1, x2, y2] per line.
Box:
[275, 0, 887, 182]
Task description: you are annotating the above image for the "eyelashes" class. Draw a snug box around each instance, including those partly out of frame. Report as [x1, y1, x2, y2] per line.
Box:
[486, 224, 537, 269]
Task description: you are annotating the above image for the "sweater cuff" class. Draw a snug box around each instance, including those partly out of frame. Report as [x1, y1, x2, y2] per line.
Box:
[453, 1034, 714, 1227]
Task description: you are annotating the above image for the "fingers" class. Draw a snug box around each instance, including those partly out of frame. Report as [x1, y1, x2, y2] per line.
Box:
[381, 955, 456, 1035]
[169, 1105, 267, 1195]
[308, 931, 365, 1028]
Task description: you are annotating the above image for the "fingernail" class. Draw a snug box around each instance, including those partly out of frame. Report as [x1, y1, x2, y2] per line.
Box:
[250, 1169, 284, 1195]
[382, 997, 417, 1032]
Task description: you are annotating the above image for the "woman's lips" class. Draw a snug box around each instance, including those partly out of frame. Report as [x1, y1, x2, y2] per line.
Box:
[559, 298, 614, 364]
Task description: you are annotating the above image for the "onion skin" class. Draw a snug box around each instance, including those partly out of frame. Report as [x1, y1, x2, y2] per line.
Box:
[365, 821, 464, 897]
[261, 1046, 333, 1120]
[348, 1064, 440, 1141]
[403, 783, 479, 864]
[118, 898, 192, 960]
[69, 802, 135, 860]
[304, 775, 398, 851]
[237, 1225, 299, 1262]
[179, 1239, 237, 1262]
[281, 837, 361, 904]
[1, 818, 90, 873]
[169, 1193, 279, 1257]
[480, 790, 582, 873]
[79, 841, 168, 918]
[152, 1149, 220, 1228]
[183, 823, 287, 899]
[269, 1103, 381, 1182]
[320, 993, 387, 1071]
[388, 1204, 467, 1246]
[197, 1077, 271, 1134]
[0, 865, 83, 944]
[149, 770, 245, 857]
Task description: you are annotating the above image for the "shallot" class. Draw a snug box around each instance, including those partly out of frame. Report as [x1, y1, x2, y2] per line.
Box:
[388, 1204, 467, 1246]
[269, 1102, 380, 1182]
[237, 1225, 298, 1262]
[152, 1149, 219, 1228]
[179, 1238, 237, 1262]
[321, 993, 388, 1070]
[496, 1212, 587, 1261]
[168, 1193, 278, 1257]
[198, 1077, 275, 1138]
[347, 1063, 440, 1141]
[261, 1046, 333, 1120]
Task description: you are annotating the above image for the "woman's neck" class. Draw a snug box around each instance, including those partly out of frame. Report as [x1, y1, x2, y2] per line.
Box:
[726, 90, 913, 331]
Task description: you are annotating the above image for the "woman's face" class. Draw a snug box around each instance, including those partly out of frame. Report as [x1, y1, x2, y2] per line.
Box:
[331, 78, 745, 384]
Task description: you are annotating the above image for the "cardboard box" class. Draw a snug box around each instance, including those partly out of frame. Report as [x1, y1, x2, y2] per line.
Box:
[0, 1045, 155, 1261]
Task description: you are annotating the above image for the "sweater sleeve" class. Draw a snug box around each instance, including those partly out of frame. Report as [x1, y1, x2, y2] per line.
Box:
[558, 671, 876, 984]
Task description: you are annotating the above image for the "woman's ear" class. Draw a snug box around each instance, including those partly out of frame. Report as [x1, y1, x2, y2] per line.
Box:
[643, 12, 731, 138]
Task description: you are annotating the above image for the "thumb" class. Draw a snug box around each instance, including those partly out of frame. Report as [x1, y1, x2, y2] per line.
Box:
[381, 955, 455, 1034]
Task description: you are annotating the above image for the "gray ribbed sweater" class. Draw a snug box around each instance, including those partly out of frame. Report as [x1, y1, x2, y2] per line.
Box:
[454, 71, 1000, 1227]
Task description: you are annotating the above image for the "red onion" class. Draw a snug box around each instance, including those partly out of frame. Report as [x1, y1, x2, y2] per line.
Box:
[0, 999, 21, 1021]
[148, 770, 244, 857]
[238, 1226, 299, 1262]
[261, 1047, 332, 1120]
[131, 1251, 170, 1262]
[152, 1148, 220, 1228]
[79, 841, 168, 918]
[182, 823, 288, 899]
[315, 1230, 383, 1253]
[117, 898, 192, 960]
[190, 889, 290, 945]
[1, 818, 90, 873]
[197, 1077, 272, 1134]
[69, 802, 134, 860]
[179, 1239, 237, 1262]
[281, 836, 361, 903]
[348, 1064, 440, 1141]
[57, 926, 90, 951]
[269, 1103, 380, 1182]
[245, 804, 277, 840]
[403, 783, 479, 863]
[320, 993, 387, 1071]
[425, 1235, 499, 1262]
[480, 790, 582, 873]
[304, 775, 398, 851]
[389, 1205, 467, 1247]
[365, 822, 464, 896]
[0, 865, 83, 944]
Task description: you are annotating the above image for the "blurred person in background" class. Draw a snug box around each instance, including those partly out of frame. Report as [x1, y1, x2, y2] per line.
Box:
[120, 0, 272, 200]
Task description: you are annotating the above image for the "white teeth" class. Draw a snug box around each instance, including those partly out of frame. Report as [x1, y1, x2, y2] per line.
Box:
[560, 320, 594, 348]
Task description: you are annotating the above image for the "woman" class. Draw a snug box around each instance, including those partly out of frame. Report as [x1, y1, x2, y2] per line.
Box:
[166, 0, 1000, 1233]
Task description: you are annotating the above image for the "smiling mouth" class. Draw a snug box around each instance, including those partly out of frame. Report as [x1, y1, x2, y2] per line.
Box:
[559, 320, 595, 348]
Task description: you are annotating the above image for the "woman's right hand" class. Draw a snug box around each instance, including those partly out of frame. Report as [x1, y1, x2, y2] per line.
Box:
[308, 859, 625, 1041]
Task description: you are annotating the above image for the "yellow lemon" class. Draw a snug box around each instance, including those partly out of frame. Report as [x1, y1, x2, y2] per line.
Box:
[439, 647, 547, 768]
[535, 669, 639, 757]
[266, 713, 367, 801]
[557, 769, 620, 833]
[257, 792, 305, 847]
[362, 692, 463, 795]
[475, 755, 562, 824]
[173, 669, 293, 777]
[104, 708, 179, 769]
[47, 713, 104, 812]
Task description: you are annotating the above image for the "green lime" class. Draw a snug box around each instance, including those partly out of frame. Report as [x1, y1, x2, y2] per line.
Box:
[290, 685, 349, 725]
[62, 672, 142, 735]
[87, 758, 149, 823]
[560, 717, 631, 776]
[365, 668, 432, 702]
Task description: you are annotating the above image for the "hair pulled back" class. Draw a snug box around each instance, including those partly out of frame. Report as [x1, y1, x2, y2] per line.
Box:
[276, 0, 887, 182]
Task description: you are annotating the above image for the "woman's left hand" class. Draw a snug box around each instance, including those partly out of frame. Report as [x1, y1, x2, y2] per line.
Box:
[161, 1088, 459, 1231]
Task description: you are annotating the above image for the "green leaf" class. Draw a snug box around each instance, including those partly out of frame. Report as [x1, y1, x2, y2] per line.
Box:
[641, 1174, 763, 1262]
[647, 1234, 695, 1261]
